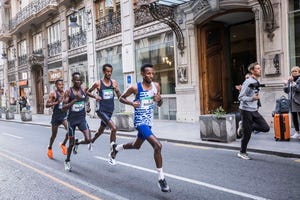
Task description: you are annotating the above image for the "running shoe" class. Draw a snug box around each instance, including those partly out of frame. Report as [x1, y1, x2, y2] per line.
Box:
[64, 161, 72, 172]
[47, 148, 53, 159]
[291, 132, 300, 139]
[110, 143, 118, 159]
[88, 143, 93, 151]
[73, 139, 79, 154]
[59, 143, 67, 155]
[237, 152, 251, 160]
[158, 179, 171, 192]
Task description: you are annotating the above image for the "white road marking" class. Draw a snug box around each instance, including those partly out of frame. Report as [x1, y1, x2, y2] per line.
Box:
[0, 150, 129, 200]
[95, 156, 269, 200]
[2, 132, 23, 139]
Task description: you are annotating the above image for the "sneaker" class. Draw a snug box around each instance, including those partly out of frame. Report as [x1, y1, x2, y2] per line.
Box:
[110, 143, 118, 159]
[47, 148, 53, 159]
[60, 143, 67, 155]
[237, 152, 251, 160]
[237, 121, 243, 137]
[291, 132, 300, 139]
[158, 179, 171, 192]
[88, 143, 93, 151]
[64, 161, 72, 172]
[73, 139, 79, 154]
[108, 155, 117, 166]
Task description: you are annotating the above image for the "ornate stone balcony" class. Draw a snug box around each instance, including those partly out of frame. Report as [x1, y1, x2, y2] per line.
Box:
[9, 0, 58, 34]
[95, 11, 121, 40]
[48, 41, 61, 57]
[18, 55, 28, 66]
[69, 30, 87, 49]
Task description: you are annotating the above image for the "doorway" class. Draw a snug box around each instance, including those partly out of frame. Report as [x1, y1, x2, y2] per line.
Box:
[33, 66, 44, 114]
[198, 11, 256, 114]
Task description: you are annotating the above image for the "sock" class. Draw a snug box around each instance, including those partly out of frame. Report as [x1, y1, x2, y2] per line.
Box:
[110, 141, 115, 148]
[157, 168, 165, 180]
[115, 144, 124, 151]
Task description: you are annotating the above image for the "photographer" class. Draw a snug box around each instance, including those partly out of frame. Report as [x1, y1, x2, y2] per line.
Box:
[283, 66, 300, 139]
[237, 62, 270, 160]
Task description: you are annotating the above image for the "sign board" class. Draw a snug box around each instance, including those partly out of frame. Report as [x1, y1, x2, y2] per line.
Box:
[48, 69, 63, 82]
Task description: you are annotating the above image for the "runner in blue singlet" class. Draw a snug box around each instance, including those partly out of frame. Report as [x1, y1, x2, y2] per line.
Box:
[45, 79, 68, 159]
[87, 63, 121, 165]
[62, 72, 91, 171]
[112, 63, 171, 192]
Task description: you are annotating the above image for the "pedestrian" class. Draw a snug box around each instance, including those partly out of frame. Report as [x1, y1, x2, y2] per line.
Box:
[45, 79, 68, 159]
[62, 72, 91, 171]
[111, 63, 171, 192]
[236, 72, 252, 137]
[284, 66, 300, 139]
[18, 96, 26, 112]
[238, 62, 270, 160]
[86, 63, 122, 165]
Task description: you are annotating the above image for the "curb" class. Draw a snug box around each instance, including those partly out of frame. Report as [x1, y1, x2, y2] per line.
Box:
[1, 118, 300, 158]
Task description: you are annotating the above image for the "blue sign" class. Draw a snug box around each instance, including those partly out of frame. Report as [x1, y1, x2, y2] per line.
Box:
[127, 75, 131, 84]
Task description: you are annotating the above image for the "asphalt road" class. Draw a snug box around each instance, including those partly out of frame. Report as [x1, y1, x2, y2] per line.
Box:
[0, 121, 300, 200]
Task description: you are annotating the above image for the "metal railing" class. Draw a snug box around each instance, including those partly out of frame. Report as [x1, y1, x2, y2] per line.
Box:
[68, 30, 87, 49]
[9, 0, 58, 31]
[95, 11, 121, 40]
[18, 55, 28, 66]
[33, 48, 43, 55]
[47, 41, 61, 56]
[7, 60, 15, 70]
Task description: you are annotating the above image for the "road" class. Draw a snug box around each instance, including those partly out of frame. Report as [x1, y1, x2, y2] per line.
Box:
[0, 121, 299, 200]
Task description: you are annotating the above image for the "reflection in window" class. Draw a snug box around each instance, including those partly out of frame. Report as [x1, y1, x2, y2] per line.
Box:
[135, 32, 175, 94]
[289, 0, 300, 67]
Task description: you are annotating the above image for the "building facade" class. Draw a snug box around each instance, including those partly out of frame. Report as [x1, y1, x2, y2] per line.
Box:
[0, 0, 299, 123]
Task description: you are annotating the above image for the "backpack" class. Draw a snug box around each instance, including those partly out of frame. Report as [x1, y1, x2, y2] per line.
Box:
[274, 96, 290, 114]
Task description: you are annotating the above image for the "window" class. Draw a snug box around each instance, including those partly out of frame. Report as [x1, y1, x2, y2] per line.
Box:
[69, 64, 89, 88]
[17, 40, 26, 56]
[95, 0, 120, 22]
[68, 8, 87, 35]
[47, 23, 61, 44]
[289, 0, 300, 67]
[33, 33, 42, 53]
[8, 47, 15, 61]
[135, 32, 175, 94]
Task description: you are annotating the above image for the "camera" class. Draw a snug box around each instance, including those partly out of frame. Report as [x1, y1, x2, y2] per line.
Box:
[248, 82, 266, 90]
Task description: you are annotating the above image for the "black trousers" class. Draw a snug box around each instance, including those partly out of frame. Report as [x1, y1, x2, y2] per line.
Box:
[291, 112, 300, 132]
[240, 109, 270, 153]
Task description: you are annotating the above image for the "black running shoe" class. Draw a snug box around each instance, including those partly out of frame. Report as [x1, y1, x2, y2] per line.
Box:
[158, 179, 171, 192]
[110, 143, 118, 159]
[73, 139, 79, 154]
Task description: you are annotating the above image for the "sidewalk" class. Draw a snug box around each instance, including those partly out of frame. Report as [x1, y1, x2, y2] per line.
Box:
[1, 113, 300, 158]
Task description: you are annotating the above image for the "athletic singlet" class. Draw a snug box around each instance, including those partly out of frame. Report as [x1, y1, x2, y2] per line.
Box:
[52, 90, 66, 119]
[67, 87, 86, 120]
[134, 82, 157, 127]
[97, 80, 115, 113]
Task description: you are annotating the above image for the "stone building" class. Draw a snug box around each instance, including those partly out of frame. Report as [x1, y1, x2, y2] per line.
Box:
[0, 0, 299, 123]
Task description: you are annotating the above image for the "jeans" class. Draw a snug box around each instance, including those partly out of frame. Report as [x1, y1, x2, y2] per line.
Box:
[240, 109, 270, 153]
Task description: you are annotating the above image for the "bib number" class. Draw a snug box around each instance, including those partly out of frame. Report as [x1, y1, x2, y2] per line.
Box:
[71, 101, 84, 112]
[102, 89, 114, 100]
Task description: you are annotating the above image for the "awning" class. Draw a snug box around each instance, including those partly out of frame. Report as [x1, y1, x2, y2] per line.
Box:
[19, 80, 28, 86]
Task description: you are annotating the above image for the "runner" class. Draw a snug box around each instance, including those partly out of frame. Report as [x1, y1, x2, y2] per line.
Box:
[112, 63, 171, 192]
[45, 79, 68, 159]
[87, 63, 121, 165]
[62, 72, 91, 171]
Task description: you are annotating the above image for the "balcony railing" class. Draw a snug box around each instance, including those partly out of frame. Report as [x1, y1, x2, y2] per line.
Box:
[18, 55, 28, 66]
[68, 30, 87, 49]
[33, 48, 43, 55]
[8, 60, 15, 70]
[48, 41, 61, 56]
[95, 11, 121, 40]
[9, 0, 58, 31]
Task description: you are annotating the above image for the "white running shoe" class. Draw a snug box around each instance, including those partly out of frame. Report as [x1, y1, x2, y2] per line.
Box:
[64, 161, 72, 172]
[291, 132, 300, 139]
[108, 153, 117, 166]
[237, 152, 251, 160]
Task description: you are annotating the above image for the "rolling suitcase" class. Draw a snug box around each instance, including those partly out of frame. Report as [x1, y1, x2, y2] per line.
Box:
[274, 113, 290, 141]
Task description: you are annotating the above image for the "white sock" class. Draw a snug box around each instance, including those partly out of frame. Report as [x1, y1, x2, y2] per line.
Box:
[157, 168, 165, 180]
[110, 141, 115, 148]
[115, 144, 124, 151]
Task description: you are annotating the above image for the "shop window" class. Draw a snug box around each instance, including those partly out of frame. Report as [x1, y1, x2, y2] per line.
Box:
[96, 45, 124, 112]
[69, 65, 89, 88]
[135, 32, 175, 94]
[289, 0, 300, 67]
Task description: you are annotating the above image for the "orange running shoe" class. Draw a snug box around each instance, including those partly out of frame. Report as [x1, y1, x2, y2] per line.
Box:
[47, 148, 53, 159]
[60, 143, 67, 155]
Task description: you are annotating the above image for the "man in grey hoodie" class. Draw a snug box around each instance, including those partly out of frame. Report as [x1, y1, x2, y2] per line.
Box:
[238, 62, 270, 160]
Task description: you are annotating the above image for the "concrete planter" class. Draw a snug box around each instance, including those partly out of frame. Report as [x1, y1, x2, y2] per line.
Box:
[21, 111, 32, 121]
[199, 114, 236, 143]
[5, 111, 15, 120]
[111, 112, 135, 132]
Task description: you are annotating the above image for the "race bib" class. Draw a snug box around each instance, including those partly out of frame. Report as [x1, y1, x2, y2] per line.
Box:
[140, 96, 153, 109]
[71, 101, 85, 112]
[102, 89, 114, 100]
